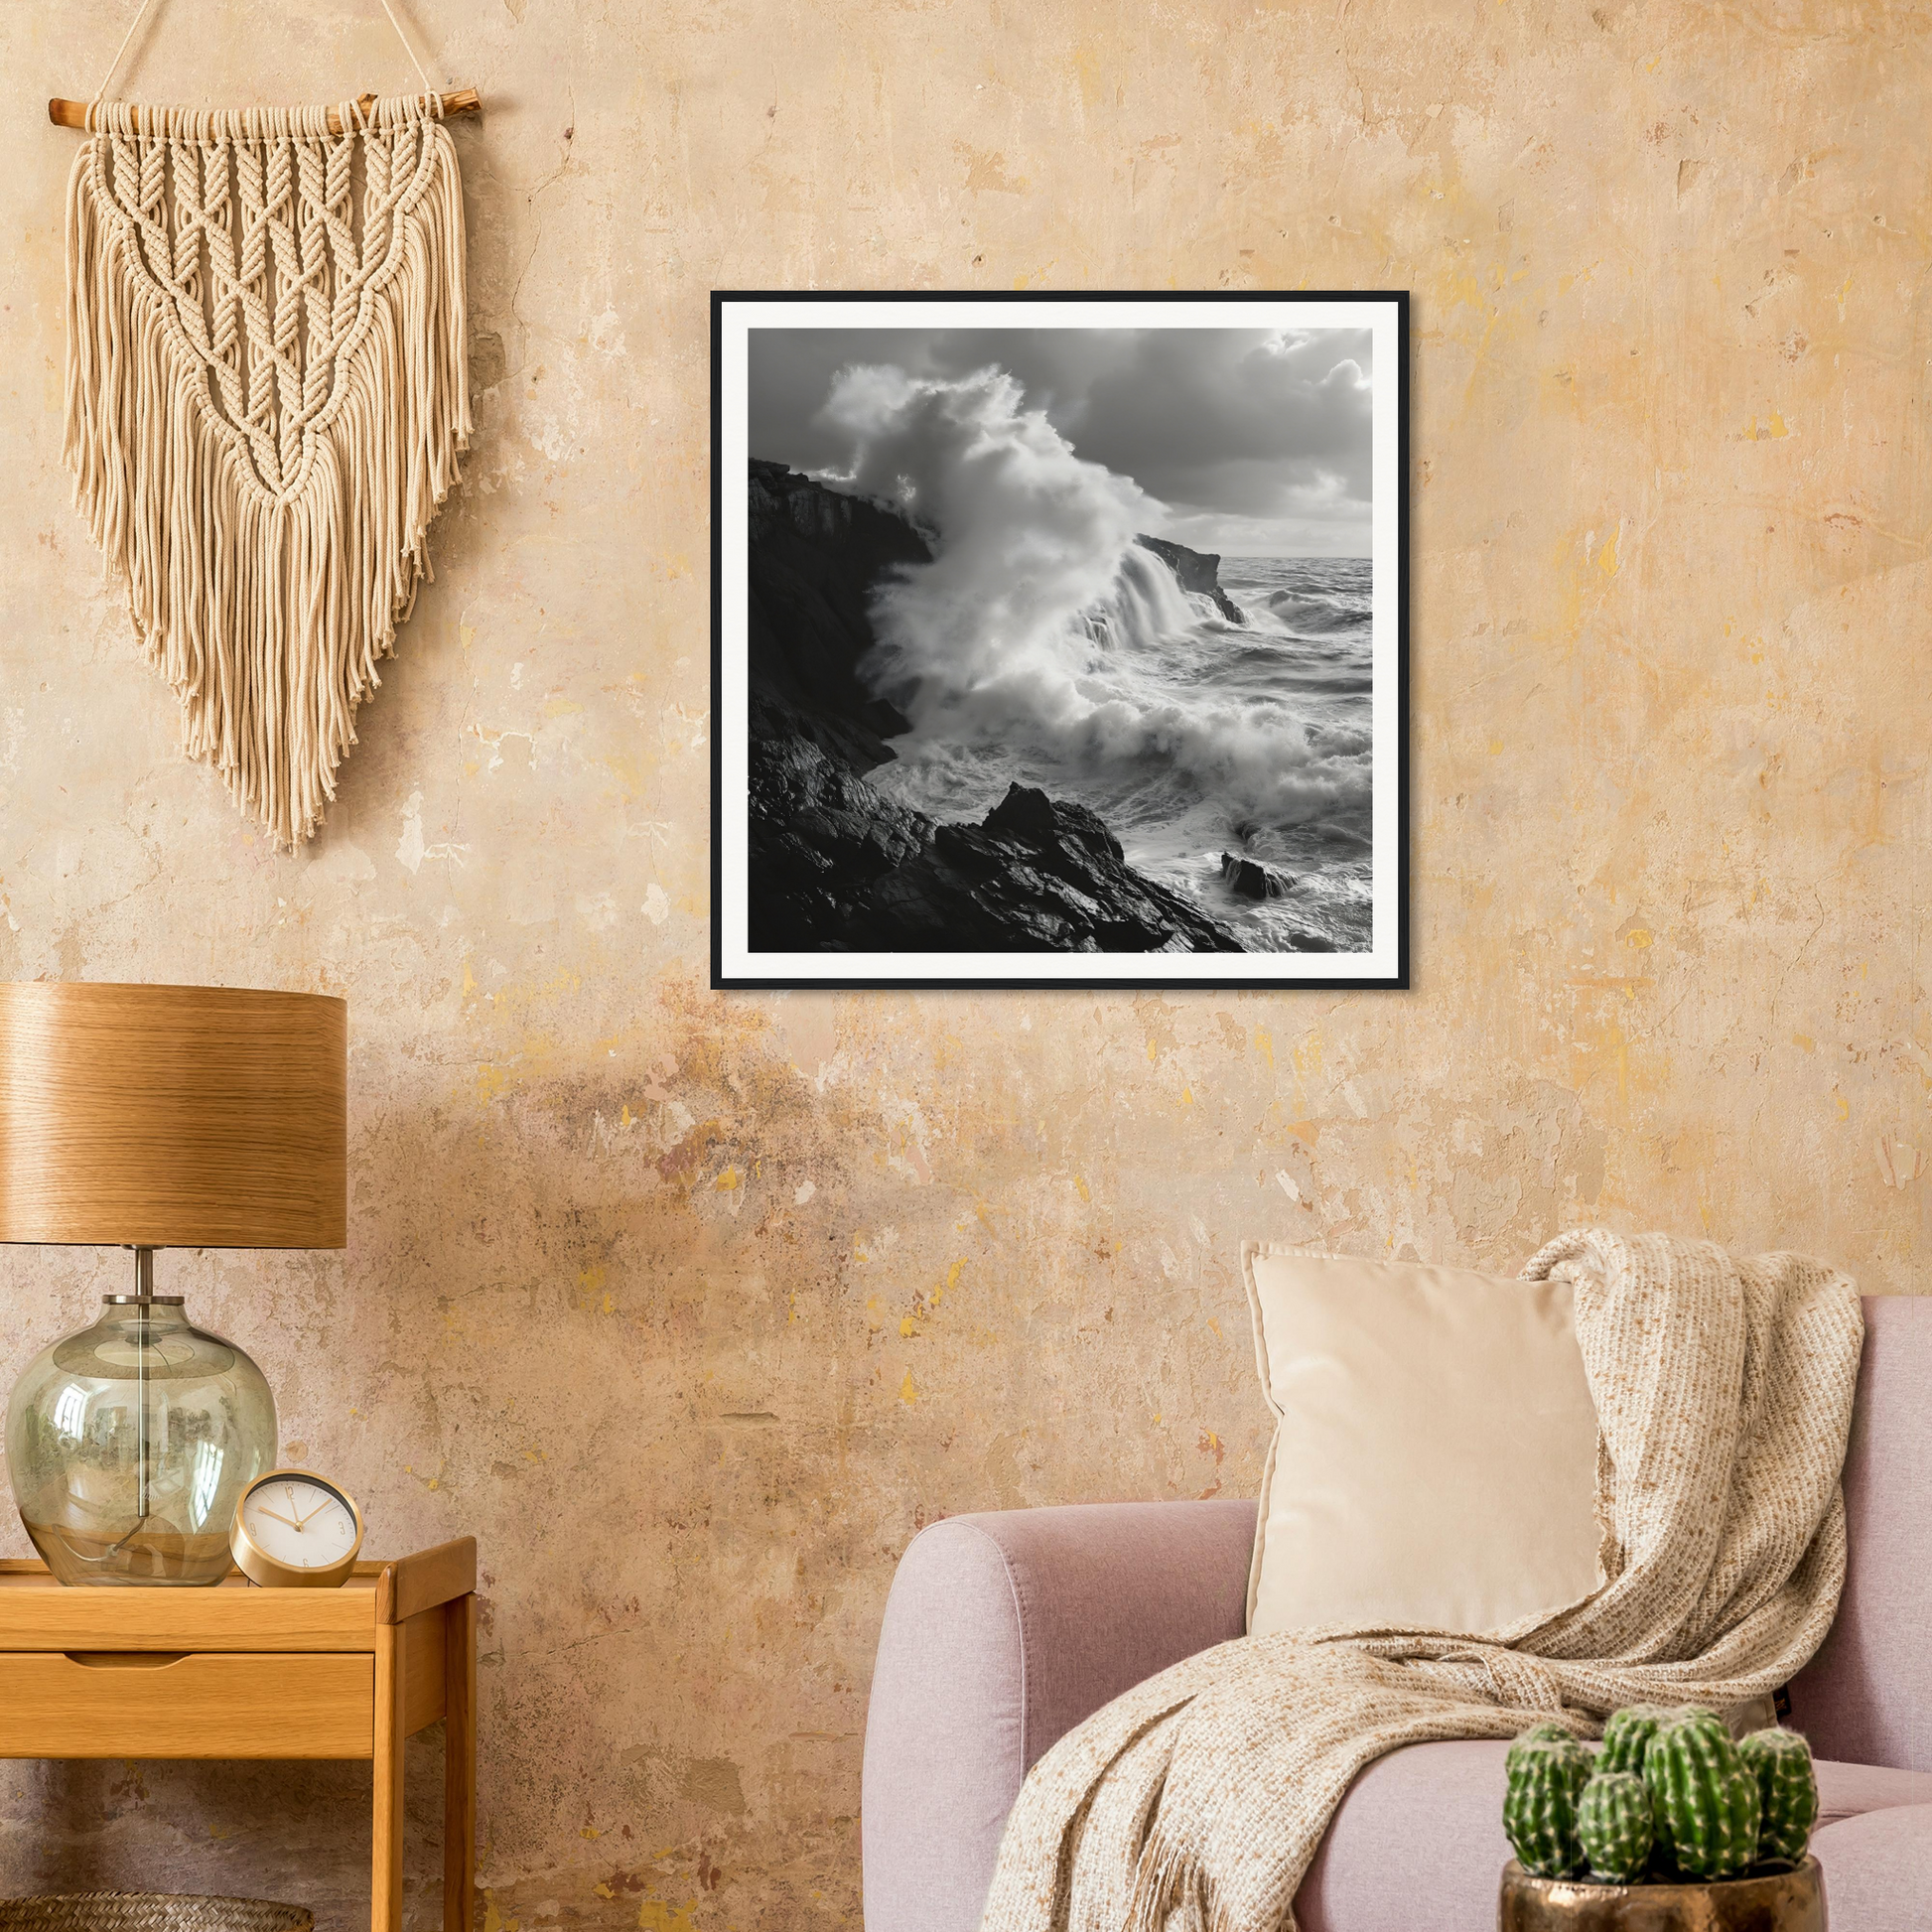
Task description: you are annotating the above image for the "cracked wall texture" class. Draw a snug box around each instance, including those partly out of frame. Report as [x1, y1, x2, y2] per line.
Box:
[0, 1, 1928, 1928]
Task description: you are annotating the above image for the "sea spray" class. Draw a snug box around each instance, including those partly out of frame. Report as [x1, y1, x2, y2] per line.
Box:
[818, 363, 1147, 731]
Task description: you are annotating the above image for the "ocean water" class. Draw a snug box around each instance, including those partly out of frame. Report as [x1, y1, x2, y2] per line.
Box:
[865, 545, 1375, 953]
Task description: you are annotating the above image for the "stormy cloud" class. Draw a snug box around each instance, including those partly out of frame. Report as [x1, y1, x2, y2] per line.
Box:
[746, 325, 1374, 556]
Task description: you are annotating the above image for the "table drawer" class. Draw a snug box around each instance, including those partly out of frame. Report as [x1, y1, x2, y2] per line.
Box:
[0, 1650, 373, 1758]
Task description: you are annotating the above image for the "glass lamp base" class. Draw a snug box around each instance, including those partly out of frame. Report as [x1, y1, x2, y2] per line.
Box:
[19, 1520, 240, 1587]
[5, 1288, 277, 1587]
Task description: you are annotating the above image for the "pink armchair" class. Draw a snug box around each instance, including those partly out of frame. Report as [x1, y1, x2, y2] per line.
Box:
[862, 1296, 1932, 1932]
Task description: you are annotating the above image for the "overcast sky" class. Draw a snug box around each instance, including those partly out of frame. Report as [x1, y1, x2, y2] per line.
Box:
[747, 326, 1375, 557]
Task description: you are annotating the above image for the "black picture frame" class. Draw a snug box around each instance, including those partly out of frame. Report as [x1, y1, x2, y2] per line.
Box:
[712, 289, 1409, 992]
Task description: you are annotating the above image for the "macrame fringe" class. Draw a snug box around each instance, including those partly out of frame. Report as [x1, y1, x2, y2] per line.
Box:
[63, 101, 471, 847]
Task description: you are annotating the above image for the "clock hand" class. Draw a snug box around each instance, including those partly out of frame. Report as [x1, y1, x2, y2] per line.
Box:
[255, 1505, 304, 1530]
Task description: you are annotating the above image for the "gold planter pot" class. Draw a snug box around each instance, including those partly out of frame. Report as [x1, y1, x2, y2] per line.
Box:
[1499, 1858, 1825, 1932]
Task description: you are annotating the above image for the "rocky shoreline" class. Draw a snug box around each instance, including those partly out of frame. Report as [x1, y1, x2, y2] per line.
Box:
[744, 460, 1247, 955]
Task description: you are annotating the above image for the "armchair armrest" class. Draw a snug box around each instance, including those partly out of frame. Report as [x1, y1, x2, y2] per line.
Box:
[861, 1498, 1255, 1932]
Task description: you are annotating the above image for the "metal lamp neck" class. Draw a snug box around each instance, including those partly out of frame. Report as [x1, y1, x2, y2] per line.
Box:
[113, 1245, 166, 1528]
[116, 1244, 169, 1305]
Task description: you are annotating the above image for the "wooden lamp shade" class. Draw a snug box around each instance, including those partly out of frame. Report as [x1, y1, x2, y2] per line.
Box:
[0, 983, 346, 1249]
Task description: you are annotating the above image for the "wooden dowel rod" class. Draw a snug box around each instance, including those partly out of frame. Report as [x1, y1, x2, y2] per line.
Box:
[48, 85, 481, 133]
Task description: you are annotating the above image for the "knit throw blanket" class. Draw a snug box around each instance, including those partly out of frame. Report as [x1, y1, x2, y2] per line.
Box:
[980, 1230, 1863, 1932]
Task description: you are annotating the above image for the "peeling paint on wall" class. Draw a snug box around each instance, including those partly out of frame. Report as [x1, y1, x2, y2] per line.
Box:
[0, 2, 1928, 1929]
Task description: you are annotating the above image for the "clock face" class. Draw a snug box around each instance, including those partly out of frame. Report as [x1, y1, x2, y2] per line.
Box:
[240, 1475, 358, 1573]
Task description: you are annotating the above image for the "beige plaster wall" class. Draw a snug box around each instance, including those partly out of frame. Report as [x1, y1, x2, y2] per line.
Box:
[0, 0, 1926, 1926]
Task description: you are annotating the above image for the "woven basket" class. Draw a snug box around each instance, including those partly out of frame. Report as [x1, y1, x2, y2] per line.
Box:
[0, 1899, 311, 1932]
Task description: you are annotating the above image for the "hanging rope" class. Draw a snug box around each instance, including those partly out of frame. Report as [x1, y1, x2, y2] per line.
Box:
[91, 0, 437, 107]
[63, 1, 471, 846]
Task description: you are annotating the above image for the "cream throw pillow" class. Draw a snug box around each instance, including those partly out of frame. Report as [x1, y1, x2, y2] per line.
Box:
[1245, 1244, 1602, 1640]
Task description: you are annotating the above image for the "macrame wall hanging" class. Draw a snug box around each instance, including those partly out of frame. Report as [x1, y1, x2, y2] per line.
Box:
[55, 0, 480, 847]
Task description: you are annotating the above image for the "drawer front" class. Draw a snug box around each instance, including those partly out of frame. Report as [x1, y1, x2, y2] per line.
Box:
[0, 1651, 373, 1758]
[0, 1581, 377, 1652]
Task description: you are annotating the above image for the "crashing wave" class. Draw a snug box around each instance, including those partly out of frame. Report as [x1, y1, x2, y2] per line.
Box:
[1078, 545, 1230, 651]
[1265, 589, 1369, 635]
[815, 361, 1372, 839]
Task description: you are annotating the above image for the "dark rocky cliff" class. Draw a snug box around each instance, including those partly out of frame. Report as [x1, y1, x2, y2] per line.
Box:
[748, 458, 925, 771]
[744, 463, 1242, 955]
[1135, 534, 1245, 623]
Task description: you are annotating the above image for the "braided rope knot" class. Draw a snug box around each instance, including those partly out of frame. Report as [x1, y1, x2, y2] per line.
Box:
[87, 97, 448, 497]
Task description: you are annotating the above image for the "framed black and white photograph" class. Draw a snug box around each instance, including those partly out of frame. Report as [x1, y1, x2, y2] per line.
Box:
[711, 291, 1407, 990]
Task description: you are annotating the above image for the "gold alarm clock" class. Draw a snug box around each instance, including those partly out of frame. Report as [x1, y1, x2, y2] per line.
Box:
[230, 1468, 364, 1587]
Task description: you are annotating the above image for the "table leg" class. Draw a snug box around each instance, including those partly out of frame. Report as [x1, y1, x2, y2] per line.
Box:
[444, 1594, 477, 1932]
[373, 1620, 406, 1932]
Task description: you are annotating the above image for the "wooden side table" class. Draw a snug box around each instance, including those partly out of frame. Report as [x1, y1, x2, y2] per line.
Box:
[0, 1537, 478, 1932]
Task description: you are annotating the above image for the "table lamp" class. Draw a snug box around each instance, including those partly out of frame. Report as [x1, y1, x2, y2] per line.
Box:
[0, 982, 345, 1586]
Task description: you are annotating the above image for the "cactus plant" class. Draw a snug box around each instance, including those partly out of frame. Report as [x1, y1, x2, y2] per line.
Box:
[1501, 1706, 1821, 1890]
[1506, 1720, 1577, 1764]
[1503, 1731, 1593, 1878]
[1739, 1727, 1819, 1864]
[1646, 1709, 1762, 1879]
[1576, 1770, 1655, 1882]
[1596, 1704, 1680, 1777]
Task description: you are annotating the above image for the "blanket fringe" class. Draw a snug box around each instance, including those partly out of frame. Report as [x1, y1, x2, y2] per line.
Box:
[63, 107, 471, 847]
[1127, 1832, 1223, 1932]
